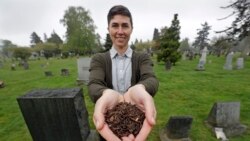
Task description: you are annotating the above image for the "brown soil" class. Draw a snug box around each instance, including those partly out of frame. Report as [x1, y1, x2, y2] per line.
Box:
[105, 102, 145, 138]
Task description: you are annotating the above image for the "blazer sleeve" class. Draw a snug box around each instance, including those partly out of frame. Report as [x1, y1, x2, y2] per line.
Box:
[137, 53, 159, 97]
[88, 53, 108, 103]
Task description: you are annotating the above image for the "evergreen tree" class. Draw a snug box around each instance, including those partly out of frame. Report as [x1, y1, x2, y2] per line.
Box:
[153, 28, 159, 41]
[192, 22, 211, 52]
[157, 14, 181, 70]
[47, 31, 63, 45]
[30, 32, 42, 47]
[104, 33, 112, 51]
[44, 33, 48, 42]
[217, 0, 250, 41]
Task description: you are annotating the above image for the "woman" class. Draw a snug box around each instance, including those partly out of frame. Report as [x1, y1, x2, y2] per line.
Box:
[88, 5, 158, 141]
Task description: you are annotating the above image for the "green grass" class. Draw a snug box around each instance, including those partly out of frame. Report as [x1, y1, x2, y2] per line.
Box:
[0, 55, 249, 141]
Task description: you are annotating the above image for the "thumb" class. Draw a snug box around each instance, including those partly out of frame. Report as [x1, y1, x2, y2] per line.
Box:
[144, 100, 156, 125]
[93, 113, 105, 130]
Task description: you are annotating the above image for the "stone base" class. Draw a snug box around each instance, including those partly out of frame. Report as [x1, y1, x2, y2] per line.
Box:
[205, 121, 247, 138]
[195, 68, 205, 71]
[159, 129, 192, 141]
[224, 124, 247, 137]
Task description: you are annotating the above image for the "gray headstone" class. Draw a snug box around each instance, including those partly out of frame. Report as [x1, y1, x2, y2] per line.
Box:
[223, 52, 234, 70]
[23, 61, 29, 70]
[182, 51, 187, 60]
[160, 116, 193, 141]
[236, 57, 244, 69]
[17, 88, 90, 141]
[77, 57, 91, 85]
[206, 102, 247, 137]
[0, 80, 4, 88]
[196, 47, 207, 71]
[44, 71, 53, 76]
[11, 63, 16, 70]
[61, 68, 69, 76]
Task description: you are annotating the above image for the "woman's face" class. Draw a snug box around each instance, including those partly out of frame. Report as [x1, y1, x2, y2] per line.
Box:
[108, 15, 133, 49]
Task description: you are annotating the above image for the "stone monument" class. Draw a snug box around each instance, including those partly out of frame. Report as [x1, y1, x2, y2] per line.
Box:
[17, 88, 95, 141]
[160, 116, 193, 141]
[196, 47, 208, 71]
[236, 57, 244, 69]
[61, 68, 70, 76]
[223, 52, 234, 70]
[205, 102, 247, 138]
[77, 57, 91, 85]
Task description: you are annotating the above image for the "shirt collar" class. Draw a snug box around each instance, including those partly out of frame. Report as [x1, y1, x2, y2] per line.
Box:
[110, 46, 133, 58]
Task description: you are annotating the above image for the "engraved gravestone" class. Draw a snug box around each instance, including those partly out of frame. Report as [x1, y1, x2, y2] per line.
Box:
[196, 47, 207, 71]
[223, 52, 234, 70]
[23, 61, 29, 70]
[236, 57, 244, 69]
[206, 102, 247, 137]
[44, 71, 53, 76]
[160, 116, 193, 141]
[61, 68, 69, 76]
[17, 88, 90, 141]
[77, 57, 91, 85]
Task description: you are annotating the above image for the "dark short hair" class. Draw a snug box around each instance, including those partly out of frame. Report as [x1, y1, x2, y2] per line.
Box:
[107, 5, 133, 28]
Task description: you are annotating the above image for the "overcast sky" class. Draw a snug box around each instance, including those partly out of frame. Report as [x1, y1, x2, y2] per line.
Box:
[0, 0, 235, 47]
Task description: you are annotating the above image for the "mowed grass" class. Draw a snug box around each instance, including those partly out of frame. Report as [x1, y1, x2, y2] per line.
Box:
[0, 54, 249, 141]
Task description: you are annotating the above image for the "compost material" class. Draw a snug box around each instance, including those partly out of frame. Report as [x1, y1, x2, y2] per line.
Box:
[105, 102, 145, 138]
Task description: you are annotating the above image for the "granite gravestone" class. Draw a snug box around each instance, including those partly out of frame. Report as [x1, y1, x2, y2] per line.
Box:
[77, 57, 91, 85]
[160, 116, 193, 141]
[196, 47, 208, 71]
[17, 88, 91, 141]
[23, 61, 29, 70]
[206, 102, 247, 138]
[61, 68, 70, 76]
[223, 52, 234, 70]
[44, 71, 53, 76]
[236, 57, 244, 69]
[0, 80, 4, 88]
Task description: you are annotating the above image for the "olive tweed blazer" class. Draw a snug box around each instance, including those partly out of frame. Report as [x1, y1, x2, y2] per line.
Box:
[88, 51, 159, 103]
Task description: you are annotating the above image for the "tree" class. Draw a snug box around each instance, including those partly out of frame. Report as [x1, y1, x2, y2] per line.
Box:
[60, 6, 97, 55]
[13, 47, 31, 60]
[152, 28, 159, 41]
[179, 38, 190, 52]
[104, 33, 112, 51]
[47, 31, 63, 45]
[30, 32, 43, 46]
[34, 43, 61, 59]
[157, 14, 181, 70]
[192, 22, 211, 52]
[210, 36, 233, 57]
[1, 40, 17, 58]
[217, 0, 250, 41]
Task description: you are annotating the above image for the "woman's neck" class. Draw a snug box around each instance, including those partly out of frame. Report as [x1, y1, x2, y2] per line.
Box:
[115, 45, 128, 55]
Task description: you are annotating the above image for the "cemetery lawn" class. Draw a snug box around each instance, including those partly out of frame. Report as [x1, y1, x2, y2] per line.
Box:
[0, 55, 249, 141]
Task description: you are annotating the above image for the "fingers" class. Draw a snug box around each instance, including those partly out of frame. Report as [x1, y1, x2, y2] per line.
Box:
[98, 123, 121, 141]
[135, 119, 153, 141]
[121, 134, 135, 141]
[144, 97, 156, 125]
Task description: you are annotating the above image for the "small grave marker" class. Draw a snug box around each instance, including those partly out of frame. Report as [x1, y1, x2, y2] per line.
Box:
[160, 116, 193, 141]
[205, 102, 247, 138]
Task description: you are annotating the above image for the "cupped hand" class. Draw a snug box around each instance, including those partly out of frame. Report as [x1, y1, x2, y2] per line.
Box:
[93, 89, 123, 141]
[123, 84, 157, 141]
